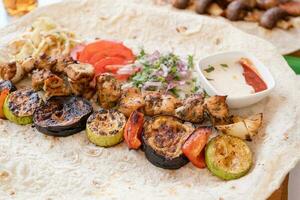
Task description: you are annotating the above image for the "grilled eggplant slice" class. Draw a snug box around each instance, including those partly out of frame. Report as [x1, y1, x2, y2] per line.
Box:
[3, 89, 42, 125]
[86, 109, 126, 147]
[33, 96, 93, 136]
[205, 135, 253, 180]
[142, 116, 194, 169]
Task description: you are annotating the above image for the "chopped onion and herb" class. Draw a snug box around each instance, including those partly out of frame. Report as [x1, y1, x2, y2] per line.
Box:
[129, 50, 200, 97]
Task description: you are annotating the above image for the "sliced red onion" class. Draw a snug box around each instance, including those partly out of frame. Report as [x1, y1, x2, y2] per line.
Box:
[143, 81, 163, 89]
[161, 64, 169, 77]
[147, 50, 161, 63]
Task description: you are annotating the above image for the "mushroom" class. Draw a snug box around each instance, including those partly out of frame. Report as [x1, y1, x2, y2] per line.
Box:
[279, 1, 300, 16]
[195, 0, 214, 14]
[257, 0, 280, 10]
[260, 7, 287, 29]
[225, 0, 249, 21]
[172, 0, 190, 9]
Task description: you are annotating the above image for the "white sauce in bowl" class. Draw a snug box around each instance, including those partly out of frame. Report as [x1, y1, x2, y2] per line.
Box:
[202, 60, 254, 97]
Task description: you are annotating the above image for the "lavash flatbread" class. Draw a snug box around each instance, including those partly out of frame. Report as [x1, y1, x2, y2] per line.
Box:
[134, 0, 300, 55]
[0, 0, 299, 199]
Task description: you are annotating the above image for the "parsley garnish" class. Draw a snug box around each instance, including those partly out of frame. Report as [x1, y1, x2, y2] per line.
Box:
[204, 65, 215, 73]
[220, 64, 228, 68]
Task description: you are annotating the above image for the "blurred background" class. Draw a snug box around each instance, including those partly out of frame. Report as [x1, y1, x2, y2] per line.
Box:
[0, 1, 299, 200]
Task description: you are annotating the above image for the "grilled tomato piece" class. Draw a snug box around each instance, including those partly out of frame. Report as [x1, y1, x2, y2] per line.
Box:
[3, 89, 42, 125]
[142, 116, 194, 170]
[0, 80, 16, 118]
[86, 109, 126, 147]
[124, 110, 144, 150]
[182, 127, 211, 169]
[33, 96, 93, 137]
[205, 135, 253, 180]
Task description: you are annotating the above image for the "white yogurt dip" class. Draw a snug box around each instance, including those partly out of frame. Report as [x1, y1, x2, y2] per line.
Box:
[202, 60, 254, 97]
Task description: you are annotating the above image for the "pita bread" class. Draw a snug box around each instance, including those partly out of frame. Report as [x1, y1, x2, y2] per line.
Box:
[0, 1, 299, 199]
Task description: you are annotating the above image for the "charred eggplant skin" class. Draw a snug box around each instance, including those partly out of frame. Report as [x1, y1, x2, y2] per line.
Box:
[142, 116, 194, 170]
[33, 96, 93, 137]
[142, 137, 189, 169]
[0, 80, 17, 92]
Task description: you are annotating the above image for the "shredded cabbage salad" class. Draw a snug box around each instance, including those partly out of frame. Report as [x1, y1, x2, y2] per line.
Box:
[8, 17, 80, 61]
[130, 50, 200, 97]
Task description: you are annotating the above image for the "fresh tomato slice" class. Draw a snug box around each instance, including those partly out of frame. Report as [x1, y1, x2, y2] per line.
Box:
[94, 57, 127, 76]
[89, 48, 135, 65]
[124, 111, 144, 150]
[182, 127, 212, 169]
[79, 40, 135, 63]
[0, 89, 9, 118]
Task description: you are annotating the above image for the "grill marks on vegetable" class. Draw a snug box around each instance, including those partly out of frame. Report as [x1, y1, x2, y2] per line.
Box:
[33, 96, 93, 136]
[142, 116, 194, 169]
[8, 89, 40, 117]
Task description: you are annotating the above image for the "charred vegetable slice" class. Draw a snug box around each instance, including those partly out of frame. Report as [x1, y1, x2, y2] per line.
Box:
[124, 111, 144, 150]
[0, 80, 16, 118]
[142, 116, 194, 170]
[33, 96, 93, 136]
[182, 127, 211, 168]
[86, 109, 126, 147]
[205, 135, 253, 180]
[3, 89, 41, 125]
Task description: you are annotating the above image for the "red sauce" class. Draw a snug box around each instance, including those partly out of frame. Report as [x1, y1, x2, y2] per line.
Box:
[239, 58, 267, 93]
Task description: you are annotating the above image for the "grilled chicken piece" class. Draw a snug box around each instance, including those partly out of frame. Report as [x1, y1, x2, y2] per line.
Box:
[20, 57, 36, 73]
[175, 94, 205, 123]
[205, 96, 229, 125]
[65, 63, 95, 99]
[0, 61, 26, 83]
[35, 54, 57, 70]
[53, 56, 76, 73]
[65, 63, 94, 81]
[143, 92, 181, 116]
[96, 73, 121, 109]
[31, 69, 53, 91]
[68, 79, 95, 99]
[118, 87, 145, 117]
[43, 75, 70, 98]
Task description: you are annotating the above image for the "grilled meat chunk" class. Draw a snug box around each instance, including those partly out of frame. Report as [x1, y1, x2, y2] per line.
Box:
[175, 94, 205, 123]
[118, 87, 145, 117]
[43, 74, 70, 98]
[0, 61, 26, 83]
[35, 54, 57, 70]
[54, 56, 76, 73]
[205, 95, 229, 125]
[144, 92, 181, 116]
[65, 63, 95, 99]
[31, 69, 53, 91]
[96, 73, 121, 109]
[65, 63, 94, 81]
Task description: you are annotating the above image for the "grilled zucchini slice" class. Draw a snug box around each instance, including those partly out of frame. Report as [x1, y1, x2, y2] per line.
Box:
[205, 135, 253, 180]
[3, 89, 42, 125]
[86, 109, 126, 147]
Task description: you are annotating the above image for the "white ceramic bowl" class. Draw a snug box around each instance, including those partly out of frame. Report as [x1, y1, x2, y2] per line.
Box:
[197, 51, 275, 109]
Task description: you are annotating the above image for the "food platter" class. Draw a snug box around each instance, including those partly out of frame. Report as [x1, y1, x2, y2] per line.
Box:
[135, 0, 300, 55]
[0, 0, 299, 199]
